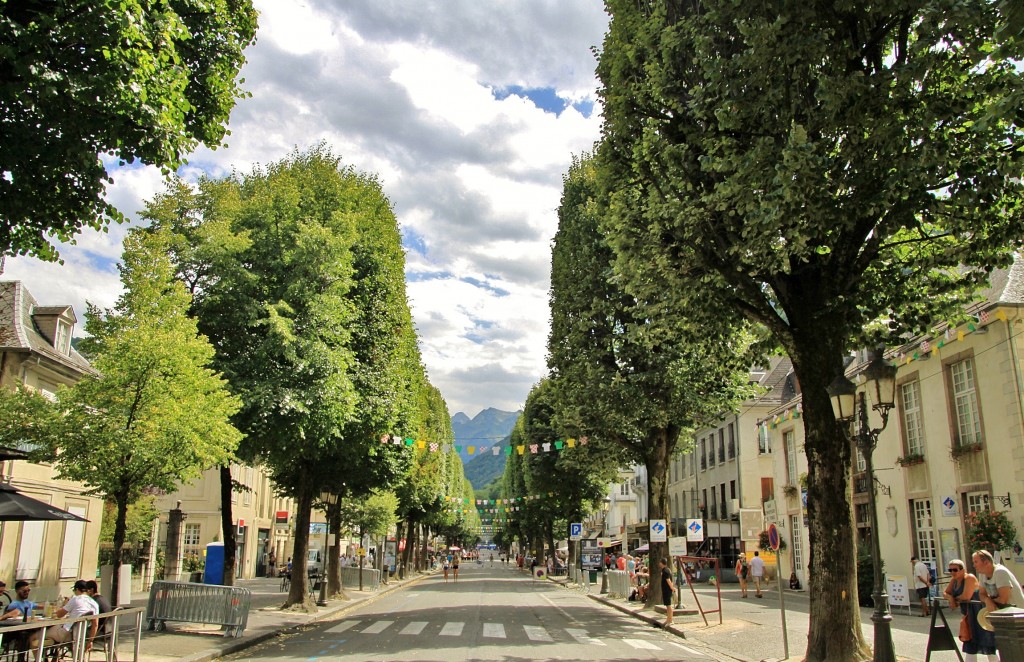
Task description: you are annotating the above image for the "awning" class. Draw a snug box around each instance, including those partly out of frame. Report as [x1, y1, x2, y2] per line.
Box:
[632, 543, 650, 554]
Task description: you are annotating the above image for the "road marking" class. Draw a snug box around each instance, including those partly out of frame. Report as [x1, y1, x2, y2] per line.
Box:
[482, 622, 506, 638]
[326, 621, 359, 633]
[667, 641, 703, 655]
[439, 622, 465, 636]
[523, 625, 552, 642]
[623, 638, 662, 650]
[565, 628, 606, 646]
[361, 620, 393, 634]
[399, 621, 427, 635]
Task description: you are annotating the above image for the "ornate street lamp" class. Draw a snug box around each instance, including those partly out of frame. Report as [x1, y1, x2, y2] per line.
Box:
[317, 491, 339, 607]
[827, 348, 898, 662]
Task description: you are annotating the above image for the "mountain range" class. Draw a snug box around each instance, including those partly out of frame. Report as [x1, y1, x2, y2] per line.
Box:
[452, 407, 520, 489]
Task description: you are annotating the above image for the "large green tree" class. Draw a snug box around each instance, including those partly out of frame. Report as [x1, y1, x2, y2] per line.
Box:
[595, 1, 1024, 658]
[0, 0, 258, 261]
[0, 228, 241, 602]
[549, 152, 756, 607]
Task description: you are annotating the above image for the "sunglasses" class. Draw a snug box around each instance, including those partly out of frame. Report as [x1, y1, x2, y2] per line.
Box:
[948, 567, 962, 572]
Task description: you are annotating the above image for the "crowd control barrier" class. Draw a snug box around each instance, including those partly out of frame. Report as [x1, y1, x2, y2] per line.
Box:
[606, 570, 632, 599]
[146, 581, 251, 637]
[341, 566, 381, 590]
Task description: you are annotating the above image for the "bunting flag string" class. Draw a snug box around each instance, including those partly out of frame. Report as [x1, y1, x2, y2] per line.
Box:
[376, 435, 589, 455]
[894, 310, 1006, 366]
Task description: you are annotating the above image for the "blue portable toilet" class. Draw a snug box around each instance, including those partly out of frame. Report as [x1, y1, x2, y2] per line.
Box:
[203, 542, 225, 584]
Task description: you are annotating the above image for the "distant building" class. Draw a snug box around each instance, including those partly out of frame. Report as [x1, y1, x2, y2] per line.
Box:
[0, 281, 104, 599]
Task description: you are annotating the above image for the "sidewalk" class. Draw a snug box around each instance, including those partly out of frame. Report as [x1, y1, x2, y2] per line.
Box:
[117, 573, 431, 662]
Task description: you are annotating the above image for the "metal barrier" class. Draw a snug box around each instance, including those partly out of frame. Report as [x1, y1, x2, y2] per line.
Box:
[147, 581, 251, 637]
[0, 606, 144, 662]
[606, 570, 632, 599]
[341, 566, 380, 591]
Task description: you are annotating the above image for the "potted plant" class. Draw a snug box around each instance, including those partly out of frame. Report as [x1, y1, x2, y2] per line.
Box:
[965, 509, 1017, 554]
[782, 484, 800, 499]
[951, 441, 984, 460]
[896, 452, 925, 467]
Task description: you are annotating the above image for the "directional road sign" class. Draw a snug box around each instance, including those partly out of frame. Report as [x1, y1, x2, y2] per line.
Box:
[569, 522, 582, 540]
[649, 519, 667, 542]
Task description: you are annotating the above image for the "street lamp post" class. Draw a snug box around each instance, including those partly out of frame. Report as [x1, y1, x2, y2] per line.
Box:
[317, 491, 339, 607]
[827, 348, 898, 662]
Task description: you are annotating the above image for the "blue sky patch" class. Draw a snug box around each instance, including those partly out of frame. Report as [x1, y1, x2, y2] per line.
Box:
[462, 276, 509, 297]
[402, 228, 428, 255]
[494, 85, 568, 116]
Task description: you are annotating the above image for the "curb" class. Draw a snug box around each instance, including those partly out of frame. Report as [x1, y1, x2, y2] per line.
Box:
[175, 572, 433, 662]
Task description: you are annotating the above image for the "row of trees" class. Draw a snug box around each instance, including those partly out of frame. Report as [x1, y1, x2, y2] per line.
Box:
[0, 146, 480, 609]
[578, 1, 1024, 660]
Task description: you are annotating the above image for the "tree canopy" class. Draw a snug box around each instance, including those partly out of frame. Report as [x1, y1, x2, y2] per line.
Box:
[0, 0, 258, 261]
[594, 1, 1024, 658]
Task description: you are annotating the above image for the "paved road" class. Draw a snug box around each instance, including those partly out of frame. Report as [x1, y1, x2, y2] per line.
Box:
[224, 563, 729, 661]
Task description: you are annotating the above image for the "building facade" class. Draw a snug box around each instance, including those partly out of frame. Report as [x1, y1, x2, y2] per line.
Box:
[0, 281, 105, 600]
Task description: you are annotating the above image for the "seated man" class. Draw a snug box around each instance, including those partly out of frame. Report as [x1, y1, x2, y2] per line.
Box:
[83, 581, 111, 634]
[30, 580, 97, 653]
[0, 581, 35, 620]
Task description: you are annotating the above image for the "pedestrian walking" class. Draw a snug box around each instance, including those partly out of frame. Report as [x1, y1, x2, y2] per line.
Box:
[736, 555, 749, 598]
[452, 555, 460, 582]
[913, 555, 932, 616]
[659, 558, 676, 628]
[750, 551, 765, 598]
[443, 557, 450, 583]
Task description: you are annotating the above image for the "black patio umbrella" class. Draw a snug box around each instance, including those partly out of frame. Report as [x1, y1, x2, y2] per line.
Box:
[0, 483, 89, 522]
[0, 446, 29, 462]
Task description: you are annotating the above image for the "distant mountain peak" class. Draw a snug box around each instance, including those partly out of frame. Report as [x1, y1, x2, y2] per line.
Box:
[452, 412, 471, 424]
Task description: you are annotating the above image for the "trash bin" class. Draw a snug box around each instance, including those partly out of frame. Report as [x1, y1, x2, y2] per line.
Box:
[589, 570, 598, 584]
[988, 607, 1024, 662]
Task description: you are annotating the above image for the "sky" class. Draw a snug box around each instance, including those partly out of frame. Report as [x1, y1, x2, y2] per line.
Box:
[3, 1, 610, 419]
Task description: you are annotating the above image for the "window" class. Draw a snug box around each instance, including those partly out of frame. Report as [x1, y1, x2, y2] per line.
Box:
[708, 435, 716, 467]
[785, 430, 798, 484]
[619, 482, 631, 496]
[718, 430, 725, 463]
[184, 523, 202, 554]
[854, 445, 866, 473]
[900, 380, 925, 456]
[16, 521, 46, 580]
[701, 440, 707, 470]
[55, 320, 72, 354]
[912, 499, 937, 566]
[728, 423, 736, 459]
[730, 480, 737, 500]
[790, 514, 803, 571]
[59, 505, 88, 578]
[950, 359, 982, 447]
[243, 466, 254, 506]
[966, 491, 989, 516]
[758, 424, 772, 454]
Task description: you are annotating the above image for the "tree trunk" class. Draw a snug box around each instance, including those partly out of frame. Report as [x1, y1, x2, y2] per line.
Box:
[790, 340, 870, 661]
[399, 519, 414, 579]
[284, 485, 315, 610]
[328, 500, 345, 599]
[111, 495, 129, 607]
[419, 523, 428, 572]
[219, 465, 236, 586]
[642, 426, 676, 610]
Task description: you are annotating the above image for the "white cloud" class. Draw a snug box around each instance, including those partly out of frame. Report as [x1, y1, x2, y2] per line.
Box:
[4, 0, 609, 418]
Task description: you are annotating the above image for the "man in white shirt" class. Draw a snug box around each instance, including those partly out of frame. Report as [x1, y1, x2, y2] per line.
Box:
[912, 555, 932, 617]
[973, 549, 1024, 610]
[750, 551, 766, 598]
[29, 580, 98, 653]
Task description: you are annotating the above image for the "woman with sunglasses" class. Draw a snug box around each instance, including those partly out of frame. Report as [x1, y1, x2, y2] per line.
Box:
[943, 559, 997, 662]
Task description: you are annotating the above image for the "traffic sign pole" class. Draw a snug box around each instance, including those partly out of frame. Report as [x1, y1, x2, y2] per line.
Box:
[768, 523, 789, 659]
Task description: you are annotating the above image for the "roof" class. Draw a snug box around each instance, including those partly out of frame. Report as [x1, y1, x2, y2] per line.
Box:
[0, 281, 94, 376]
[979, 252, 1024, 308]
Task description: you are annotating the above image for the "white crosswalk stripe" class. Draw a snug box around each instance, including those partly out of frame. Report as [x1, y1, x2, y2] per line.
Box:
[325, 620, 359, 633]
[623, 638, 662, 650]
[667, 641, 704, 655]
[439, 621, 465, 637]
[399, 621, 427, 635]
[361, 620, 393, 634]
[482, 622, 506, 638]
[523, 625, 552, 642]
[565, 628, 607, 646]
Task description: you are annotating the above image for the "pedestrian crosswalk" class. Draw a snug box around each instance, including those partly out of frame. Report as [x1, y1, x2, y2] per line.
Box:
[323, 618, 683, 651]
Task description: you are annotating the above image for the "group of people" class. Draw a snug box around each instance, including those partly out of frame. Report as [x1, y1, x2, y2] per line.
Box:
[0, 578, 112, 657]
[734, 551, 766, 598]
[940, 550, 1024, 662]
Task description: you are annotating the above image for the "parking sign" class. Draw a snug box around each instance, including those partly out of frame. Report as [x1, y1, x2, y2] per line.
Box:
[569, 522, 582, 540]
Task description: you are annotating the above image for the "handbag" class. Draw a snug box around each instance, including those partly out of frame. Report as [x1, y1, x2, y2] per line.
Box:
[959, 616, 972, 642]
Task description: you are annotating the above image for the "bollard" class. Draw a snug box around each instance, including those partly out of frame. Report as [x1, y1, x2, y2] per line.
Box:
[987, 607, 1024, 662]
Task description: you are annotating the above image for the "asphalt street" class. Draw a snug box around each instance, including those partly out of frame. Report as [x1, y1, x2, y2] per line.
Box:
[222, 562, 729, 661]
